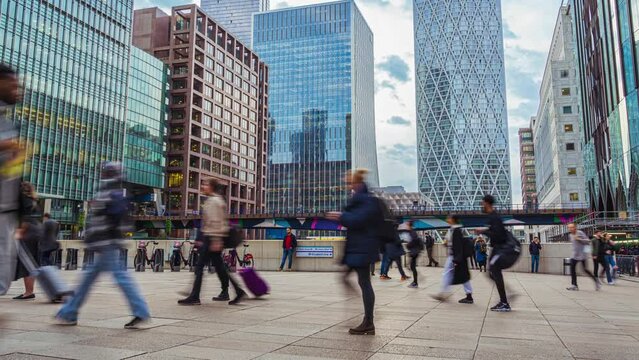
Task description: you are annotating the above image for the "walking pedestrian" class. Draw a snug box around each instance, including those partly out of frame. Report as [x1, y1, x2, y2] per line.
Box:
[56, 162, 151, 328]
[424, 232, 439, 267]
[381, 234, 409, 281]
[566, 223, 600, 291]
[0, 64, 22, 296]
[475, 237, 487, 272]
[592, 231, 612, 285]
[179, 177, 246, 306]
[605, 234, 617, 284]
[12, 182, 42, 301]
[405, 220, 424, 288]
[326, 169, 381, 335]
[39, 213, 60, 266]
[432, 215, 473, 304]
[379, 252, 391, 280]
[529, 237, 542, 273]
[278, 227, 297, 271]
[477, 195, 518, 312]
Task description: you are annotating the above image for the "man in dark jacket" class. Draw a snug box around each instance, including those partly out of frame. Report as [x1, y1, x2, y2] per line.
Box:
[432, 215, 473, 303]
[405, 221, 424, 288]
[592, 231, 612, 284]
[279, 227, 297, 271]
[529, 237, 542, 273]
[424, 233, 439, 267]
[39, 213, 60, 266]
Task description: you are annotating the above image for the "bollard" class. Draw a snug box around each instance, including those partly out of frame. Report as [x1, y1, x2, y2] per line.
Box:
[563, 258, 571, 276]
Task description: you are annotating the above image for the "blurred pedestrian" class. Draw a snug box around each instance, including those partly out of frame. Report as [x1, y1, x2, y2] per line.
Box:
[12, 182, 41, 301]
[0, 64, 21, 296]
[405, 220, 424, 288]
[56, 162, 151, 328]
[529, 237, 542, 273]
[605, 233, 617, 284]
[566, 223, 599, 291]
[381, 234, 409, 282]
[379, 252, 391, 280]
[592, 231, 612, 285]
[424, 232, 439, 267]
[475, 237, 487, 272]
[327, 169, 381, 335]
[432, 215, 473, 304]
[179, 177, 246, 306]
[278, 227, 297, 271]
[40, 213, 60, 266]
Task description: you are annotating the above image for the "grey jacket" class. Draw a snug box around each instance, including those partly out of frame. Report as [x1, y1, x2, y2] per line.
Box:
[569, 230, 591, 261]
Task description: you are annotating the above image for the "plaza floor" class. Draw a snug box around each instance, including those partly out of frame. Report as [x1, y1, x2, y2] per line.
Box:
[1, 267, 639, 360]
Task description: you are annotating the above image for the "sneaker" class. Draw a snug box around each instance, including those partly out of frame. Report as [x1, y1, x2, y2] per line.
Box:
[595, 282, 602, 291]
[228, 290, 246, 305]
[408, 283, 418, 289]
[459, 297, 474, 304]
[400, 276, 410, 282]
[566, 285, 579, 291]
[277, 268, 283, 272]
[380, 275, 391, 280]
[430, 293, 448, 302]
[12, 294, 35, 300]
[124, 317, 149, 329]
[54, 317, 77, 326]
[177, 297, 201, 305]
[213, 292, 230, 301]
[490, 302, 511, 312]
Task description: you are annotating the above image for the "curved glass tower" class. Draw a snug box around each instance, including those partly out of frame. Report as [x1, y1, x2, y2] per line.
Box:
[414, 0, 511, 209]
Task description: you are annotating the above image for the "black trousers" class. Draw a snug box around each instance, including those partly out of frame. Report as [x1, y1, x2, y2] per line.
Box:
[391, 257, 406, 277]
[570, 259, 597, 287]
[190, 246, 241, 299]
[409, 254, 419, 284]
[593, 256, 610, 280]
[489, 252, 509, 304]
[426, 247, 437, 265]
[348, 266, 375, 321]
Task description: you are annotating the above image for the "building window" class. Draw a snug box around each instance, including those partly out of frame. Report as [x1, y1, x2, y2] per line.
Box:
[561, 88, 571, 96]
[569, 193, 579, 201]
[562, 106, 572, 114]
[566, 143, 575, 151]
[568, 168, 577, 176]
[560, 70, 569, 78]
[564, 124, 574, 132]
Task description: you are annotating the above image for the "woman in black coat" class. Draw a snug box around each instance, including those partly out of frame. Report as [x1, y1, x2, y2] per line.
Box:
[327, 169, 381, 335]
[432, 214, 473, 304]
[13, 182, 42, 300]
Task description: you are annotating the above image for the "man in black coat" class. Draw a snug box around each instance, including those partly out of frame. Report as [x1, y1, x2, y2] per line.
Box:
[424, 233, 439, 267]
[39, 213, 60, 266]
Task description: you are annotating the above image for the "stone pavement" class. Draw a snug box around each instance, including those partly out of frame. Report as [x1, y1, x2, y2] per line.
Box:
[1, 267, 639, 360]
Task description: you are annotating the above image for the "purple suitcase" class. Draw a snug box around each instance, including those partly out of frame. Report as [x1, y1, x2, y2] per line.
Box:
[238, 268, 269, 297]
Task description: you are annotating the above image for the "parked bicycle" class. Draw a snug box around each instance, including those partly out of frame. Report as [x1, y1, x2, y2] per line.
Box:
[223, 242, 254, 272]
[169, 240, 193, 272]
[133, 241, 163, 272]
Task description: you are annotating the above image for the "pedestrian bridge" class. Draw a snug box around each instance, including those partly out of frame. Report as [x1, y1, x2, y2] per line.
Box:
[133, 206, 588, 231]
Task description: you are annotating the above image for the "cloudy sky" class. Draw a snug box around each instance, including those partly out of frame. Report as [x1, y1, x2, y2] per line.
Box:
[135, 0, 565, 204]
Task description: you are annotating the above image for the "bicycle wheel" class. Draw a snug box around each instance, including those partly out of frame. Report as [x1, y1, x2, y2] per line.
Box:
[153, 249, 164, 272]
[170, 252, 179, 272]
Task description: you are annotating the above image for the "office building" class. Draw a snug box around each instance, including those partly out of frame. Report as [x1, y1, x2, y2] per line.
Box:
[125, 47, 169, 215]
[0, 0, 133, 228]
[572, 0, 639, 212]
[201, 0, 269, 46]
[534, 5, 585, 209]
[133, 5, 269, 215]
[414, 0, 511, 210]
[519, 124, 536, 209]
[253, 0, 379, 213]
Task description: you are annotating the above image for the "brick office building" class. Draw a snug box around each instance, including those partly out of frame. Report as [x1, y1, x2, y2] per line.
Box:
[133, 5, 268, 215]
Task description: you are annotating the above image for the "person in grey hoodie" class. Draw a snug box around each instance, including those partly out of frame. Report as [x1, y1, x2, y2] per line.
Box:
[566, 223, 600, 291]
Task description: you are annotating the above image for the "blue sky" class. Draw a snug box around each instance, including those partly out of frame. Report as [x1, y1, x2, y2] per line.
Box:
[135, 0, 565, 204]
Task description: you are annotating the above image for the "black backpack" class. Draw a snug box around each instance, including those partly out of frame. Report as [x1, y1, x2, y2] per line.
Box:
[373, 197, 398, 245]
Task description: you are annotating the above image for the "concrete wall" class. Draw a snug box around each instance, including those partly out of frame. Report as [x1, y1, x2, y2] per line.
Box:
[57, 240, 581, 275]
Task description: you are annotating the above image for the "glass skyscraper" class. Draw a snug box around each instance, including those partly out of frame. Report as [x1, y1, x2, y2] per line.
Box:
[571, 0, 639, 212]
[201, 0, 269, 46]
[414, 0, 511, 210]
[125, 47, 168, 194]
[0, 0, 133, 225]
[254, 0, 379, 213]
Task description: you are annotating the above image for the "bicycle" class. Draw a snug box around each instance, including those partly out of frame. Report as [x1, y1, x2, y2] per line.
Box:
[169, 240, 193, 272]
[223, 242, 254, 272]
[133, 241, 163, 272]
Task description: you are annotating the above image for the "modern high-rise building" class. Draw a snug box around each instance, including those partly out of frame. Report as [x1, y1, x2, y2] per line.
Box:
[519, 124, 536, 209]
[201, 0, 269, 46]
[0, 0, 134, 228]
[133, 5, 269, 215]
[125, 47, 169, 215]
[534, 5, 585, 209]
[414, 0, 511, 210]
[253, 0, 379, 213]
[571, 0, 639, 212]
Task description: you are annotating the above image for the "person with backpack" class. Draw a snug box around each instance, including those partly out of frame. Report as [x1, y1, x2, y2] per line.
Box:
[405, 220, 424, 288]
[424, 233, 439, 267]
[56, 162, 151, 328]
[326, 169, 381, 335]
[477, 195, 520, 312]
[432, 215, 473, 303]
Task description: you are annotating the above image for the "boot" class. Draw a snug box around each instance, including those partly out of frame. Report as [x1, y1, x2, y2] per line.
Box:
[228, 290, 246, 305]
[349, 317, 375, 335]
[213, 290, 230, 301]
[458, 293, 474, 304]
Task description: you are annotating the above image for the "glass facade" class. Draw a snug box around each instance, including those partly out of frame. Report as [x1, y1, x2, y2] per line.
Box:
[201, 0, 269, 46]
[254, 0, 378, 213]
[126, 47, 167, 190]
[571, 0, 639, 212]
[519, 126, 536, 208]
[0, 0, 133, 223]
[414, 0, 511, 210]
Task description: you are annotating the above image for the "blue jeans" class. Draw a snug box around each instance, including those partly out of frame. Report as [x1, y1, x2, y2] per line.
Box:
[380, 253, 390, 275]
[57, 247, 150, 322]
[531, 255, 540, 273]
[605, 255, 616, 279]
[280, 248, 294, 269]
